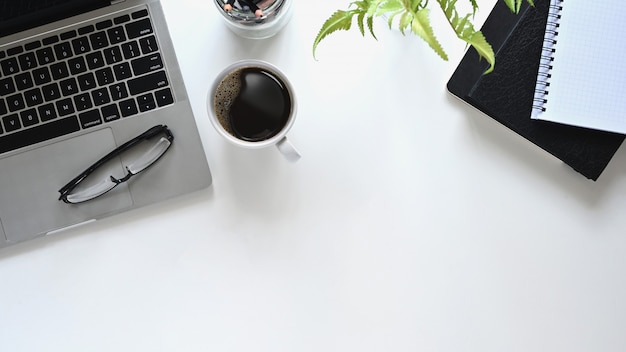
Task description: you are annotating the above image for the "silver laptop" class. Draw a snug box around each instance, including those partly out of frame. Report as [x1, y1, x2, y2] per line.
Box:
[0, 0, 212, 249]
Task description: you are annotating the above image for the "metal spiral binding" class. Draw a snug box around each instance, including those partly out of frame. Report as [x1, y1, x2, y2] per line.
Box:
[531, 0, 564, 117]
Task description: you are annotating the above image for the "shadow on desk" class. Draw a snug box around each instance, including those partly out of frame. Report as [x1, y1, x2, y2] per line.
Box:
[446, 93, 626, 206]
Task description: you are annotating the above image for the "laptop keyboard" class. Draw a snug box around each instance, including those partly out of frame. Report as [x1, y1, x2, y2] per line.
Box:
[0, 7, 174, 154]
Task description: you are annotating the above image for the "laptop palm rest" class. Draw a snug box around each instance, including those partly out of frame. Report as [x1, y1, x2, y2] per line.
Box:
[0, 128, 133, 244]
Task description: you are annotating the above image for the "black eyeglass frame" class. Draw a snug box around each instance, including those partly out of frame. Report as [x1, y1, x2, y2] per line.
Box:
[58, 124, 174, 204]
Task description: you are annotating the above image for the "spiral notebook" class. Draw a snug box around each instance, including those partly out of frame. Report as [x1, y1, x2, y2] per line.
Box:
[531, 0, 626, 133]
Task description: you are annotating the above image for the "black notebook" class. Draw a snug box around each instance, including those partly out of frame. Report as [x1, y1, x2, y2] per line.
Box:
[447, 0, 624, 181]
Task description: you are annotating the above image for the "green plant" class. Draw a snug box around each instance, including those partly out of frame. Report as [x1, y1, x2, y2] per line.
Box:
[313, 0, 535, 73]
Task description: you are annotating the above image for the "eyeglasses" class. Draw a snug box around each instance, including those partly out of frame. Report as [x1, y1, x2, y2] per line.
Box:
[58, 125, 174, 204]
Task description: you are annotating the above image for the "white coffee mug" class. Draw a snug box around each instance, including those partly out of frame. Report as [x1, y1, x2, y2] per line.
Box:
[207, 60, 300, 162]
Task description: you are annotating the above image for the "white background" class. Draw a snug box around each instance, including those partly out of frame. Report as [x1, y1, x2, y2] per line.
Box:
[2, 1, 626, 351]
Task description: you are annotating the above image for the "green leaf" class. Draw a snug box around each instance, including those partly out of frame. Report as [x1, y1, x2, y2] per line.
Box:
[503, 0, 535, 13]
[469, 0, 479, 16]
[376, 0, 404, 15]
[465, 30, 495, 73]
[438, 0, 494, 73]
[399, 11, 413, 35]
[409, 0, 425, 12]
[357, 12, 366, 36]
[410, 9, 448, 61]
[367, 16, 376, 39]
[367, 0, 385, 17]
[312, 0, 534, 72]
[379, 0, 406, 29]
[503, 0, 517, 12]
[313, 10, 357, 59]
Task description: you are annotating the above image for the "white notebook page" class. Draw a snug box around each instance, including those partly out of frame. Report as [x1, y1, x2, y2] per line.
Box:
[531, 0, 626, 134]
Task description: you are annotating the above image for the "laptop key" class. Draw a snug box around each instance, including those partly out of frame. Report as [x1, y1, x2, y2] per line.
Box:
[126, 18, 153, 39]
[7, 46, 24, 56]
[78, 25, 95, 35]
[74, 93, 93, 111]
[131, 53, 163, 75]
[89, 31, 109, 50]
[24, 88, 43, 107]
[155, 88, 174, 107]
[33, 67, 52, 85]
[42, 35, 59, 46]
[78, 109, 102, 129]
[77, 72, 97, 91]
[54, 42, 73, 60]
[119, 98, 138, 117]
[15, 72, 33, 90]
[137, 93, 156, 112]
[51, 62, 70, 80]
[107, 27, 126, 44]
[114, 14, 131, 25]
[103, 46, 123, 64]
[60, 78, 79, 96]
[109, 83, 129, 101]
[25, 41, 42, 51]
[71, 37, 91, 55]
[60, 30, 77, 41]
[121, 41, 141, 60]
[1, 57, 20, 76]
[6, 93, 25, 112]
[38, 103, 57, 122]
[2, 114, 21, 132]
[68, 56, 87, 75]
[113, 62, 132, 80]
[20, 109, 39, 127]
[0, 116, 80, 154]
[36, 47, 55, 65]
[95, 67, 115, 86]
[96, 20, 113, 30]
[139, 36, 158, 54]
[101, 104, 120, 122]
[0, 77, 16, 96]
[92, 88, 110, 106]
[127, 70, 168, 95]
[132, 9, 149, 19]
[56, 98, 75, 116]
[42, 83, 61, 102]
[86, 51, 105, 70]
[18, 52, 37, 71]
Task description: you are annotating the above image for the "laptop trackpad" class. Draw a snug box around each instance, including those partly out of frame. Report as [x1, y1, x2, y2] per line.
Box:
[0, 128, 133, 243]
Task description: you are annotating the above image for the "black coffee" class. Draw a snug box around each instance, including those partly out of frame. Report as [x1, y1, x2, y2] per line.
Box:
[214, 66, 292, 142]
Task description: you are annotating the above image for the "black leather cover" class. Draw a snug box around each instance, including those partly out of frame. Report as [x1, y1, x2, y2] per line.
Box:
[447, 0, 624, 181]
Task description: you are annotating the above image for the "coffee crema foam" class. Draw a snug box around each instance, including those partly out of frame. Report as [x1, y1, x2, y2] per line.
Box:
[213, 66, 292, 142]
[213, 68, 244, 136]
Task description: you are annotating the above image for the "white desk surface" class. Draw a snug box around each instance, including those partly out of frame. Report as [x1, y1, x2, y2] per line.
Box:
[3, 1, 626, 351]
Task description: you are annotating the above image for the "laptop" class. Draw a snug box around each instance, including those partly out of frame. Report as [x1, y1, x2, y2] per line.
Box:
[0, 0, 212, 249]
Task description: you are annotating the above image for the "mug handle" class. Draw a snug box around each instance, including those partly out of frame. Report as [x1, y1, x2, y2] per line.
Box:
[276, 137, 301, 163]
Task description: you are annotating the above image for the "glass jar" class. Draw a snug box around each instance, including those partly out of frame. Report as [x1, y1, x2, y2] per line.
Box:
[213, 0, 293, 39]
